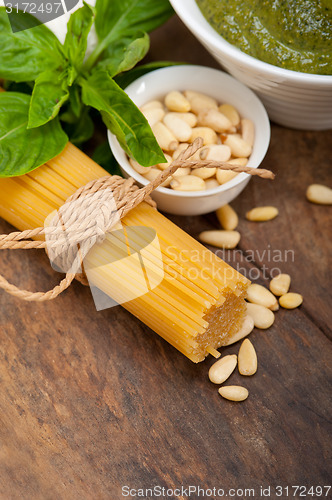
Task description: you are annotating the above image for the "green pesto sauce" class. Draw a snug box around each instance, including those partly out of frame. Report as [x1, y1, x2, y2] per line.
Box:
[196, 0, 332, 74]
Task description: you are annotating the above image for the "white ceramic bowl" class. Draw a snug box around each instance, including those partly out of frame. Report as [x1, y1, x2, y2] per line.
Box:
[169, 0, 332, 130]
[108, 65, 270, 216]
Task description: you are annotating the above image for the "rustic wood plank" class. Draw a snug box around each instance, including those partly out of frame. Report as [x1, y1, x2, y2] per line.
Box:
[1, 13, 332, 500]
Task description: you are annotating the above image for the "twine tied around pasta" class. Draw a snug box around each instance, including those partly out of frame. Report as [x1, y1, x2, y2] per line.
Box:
[0, 138, 274, 302]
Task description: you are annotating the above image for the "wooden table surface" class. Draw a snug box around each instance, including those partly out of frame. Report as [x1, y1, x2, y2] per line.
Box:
[1, 15, 331, 500]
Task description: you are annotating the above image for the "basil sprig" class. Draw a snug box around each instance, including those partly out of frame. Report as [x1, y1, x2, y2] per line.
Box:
[0, 0, 173, 177]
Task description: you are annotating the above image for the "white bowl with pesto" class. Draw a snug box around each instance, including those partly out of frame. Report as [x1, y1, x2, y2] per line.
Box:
[169, 0, 332, 131]
[108, 65, 270, 216]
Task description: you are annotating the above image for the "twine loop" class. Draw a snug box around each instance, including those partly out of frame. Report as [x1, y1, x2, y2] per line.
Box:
[0, 138, 274, 302]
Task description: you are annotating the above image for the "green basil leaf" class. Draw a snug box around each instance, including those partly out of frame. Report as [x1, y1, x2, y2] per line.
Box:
[68, 84, 82, 119]
[80, 69, 165, 167]
[63, 3, 95, 70]
[63, 107, 95, 146]
[28, 69, 70, 128]
[0, 92, 68, 177]
[0, 7, 64, 82]
[115, 61, 184, 88]
[85, 0, 173, 69]
[95, 0, 173, 40]
[97, 31, 150, 77]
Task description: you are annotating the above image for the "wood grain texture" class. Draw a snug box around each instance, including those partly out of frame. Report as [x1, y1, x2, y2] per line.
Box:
[1, 15, 332, 500]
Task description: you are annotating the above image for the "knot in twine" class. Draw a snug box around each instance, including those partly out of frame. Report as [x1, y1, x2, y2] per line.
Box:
[0, 138, 274, 302]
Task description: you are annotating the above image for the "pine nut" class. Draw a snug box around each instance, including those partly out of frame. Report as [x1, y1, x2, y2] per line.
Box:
[166, 112, 197, 127]
[224, 315, 254, 346]
[218, 385, 249, 402]
[205, 179, 220, 190]
[224, 135, 252, 158]
[170, 175, 205, 191]
[163, 114, 192, 142]
[172, 167, 191, 177]
[172, 143, 190, 160]
[140, 100, 164, 112]
[200, 145, 231, 162]
[218, 104, 240, 126]
[279, 293, 303, 309]
[246, 284, 279, 311]
[129, 158, 151, 175]
[241, 119, 255, 147]
[157, 153, 173, 171]
[190, 127, 218, 145]
[191, 167, 216, 179]
[188, 147, 205, 162]
[199, 230, 240, 249]
[197, 109, 232, 132]
[306, 184, 332, 205]
[227, 158, 248, 166]
[238, 339, 257, 376]
[208, 354, 237, 384]
[165, 91, 191, 112]
[269, 273, 291, 296]
[246, 206, 279, 222]
[184, 91, 218, 113]
[246, 302, 275, 329]
[216, 204, 238, 230]
[152, 122, 178, 151]
[143, 167, 172, 187]
[216, 169, 238, 184]
[142, 107, 165, 127]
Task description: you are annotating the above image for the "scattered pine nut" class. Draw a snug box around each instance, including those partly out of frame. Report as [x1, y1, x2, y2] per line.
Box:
[218, 104, 240, 126]
[164, 91, 191, 113]
[199, 230, 240, 249]
[270, 273, 291, 296]
[170, 175, 205, 191]
[246, 206, 279, 222]
[279, 293, 303, 309]
[306, 184, 332, 205]
[246, 283, 279, 311]
[238, 339, 257, 376]
[208, 354, 237, 384]
[218, 385, 248, 402]
[224, 315, 254, 346]
[216, 204, 239, 230]
[246, 302, 275, 329]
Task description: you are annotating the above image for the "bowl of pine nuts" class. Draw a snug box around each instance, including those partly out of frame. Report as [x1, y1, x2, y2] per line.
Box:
[108, 65, 270, 215]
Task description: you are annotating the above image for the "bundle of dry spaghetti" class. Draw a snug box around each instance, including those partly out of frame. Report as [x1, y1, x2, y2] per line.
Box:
[0, 141, 257, 362]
